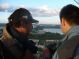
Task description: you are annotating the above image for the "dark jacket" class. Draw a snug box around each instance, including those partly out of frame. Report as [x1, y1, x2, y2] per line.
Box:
[53, 26, 79, 59]
[0, 25, 38, 59]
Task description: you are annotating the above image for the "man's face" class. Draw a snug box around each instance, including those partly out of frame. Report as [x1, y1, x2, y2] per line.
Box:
[16, 21, 33, 34]
[61, 17, 73, 34]
[61, 18, 67, 33]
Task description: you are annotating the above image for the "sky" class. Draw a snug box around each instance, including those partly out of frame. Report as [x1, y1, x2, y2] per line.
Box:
[0, 0, 79, 24]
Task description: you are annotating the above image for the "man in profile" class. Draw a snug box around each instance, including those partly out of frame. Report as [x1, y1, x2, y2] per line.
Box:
[0, 8, 38, 59]
[53, 4, 79, 59]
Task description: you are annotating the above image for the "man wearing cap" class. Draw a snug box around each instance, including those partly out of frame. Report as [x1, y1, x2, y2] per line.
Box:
[0, 8, 38, 59]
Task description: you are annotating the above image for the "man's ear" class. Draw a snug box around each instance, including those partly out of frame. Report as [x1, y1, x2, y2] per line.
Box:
[61, 18, 66, 26]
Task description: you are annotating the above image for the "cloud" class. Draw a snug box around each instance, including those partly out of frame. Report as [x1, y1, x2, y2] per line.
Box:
[29, 5, 60, 17]
[0, 3, 60, 17]
[0, 3, 10, 12]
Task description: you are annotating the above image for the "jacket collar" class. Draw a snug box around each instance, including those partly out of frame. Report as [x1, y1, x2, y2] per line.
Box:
[66, 25, 79, 40]
[2, 26, 13, 40]
[61, 25, 79, 42]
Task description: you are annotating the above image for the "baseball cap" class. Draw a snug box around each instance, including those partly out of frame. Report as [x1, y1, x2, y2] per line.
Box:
[8, 8, 39, 23]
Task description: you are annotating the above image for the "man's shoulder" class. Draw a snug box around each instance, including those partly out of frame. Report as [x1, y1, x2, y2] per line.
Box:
[68, 35, 79, 43]
[57, 35, 79, 59]
[61, 35, 79, 49]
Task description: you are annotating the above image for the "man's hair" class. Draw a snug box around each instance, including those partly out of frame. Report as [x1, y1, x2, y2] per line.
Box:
[60, 4, 79, 25]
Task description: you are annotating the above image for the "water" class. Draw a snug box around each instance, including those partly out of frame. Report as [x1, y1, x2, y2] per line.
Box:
[43, 28, 63, 34]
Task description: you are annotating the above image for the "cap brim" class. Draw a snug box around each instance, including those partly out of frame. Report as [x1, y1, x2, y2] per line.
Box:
[31, 19, 39, 23]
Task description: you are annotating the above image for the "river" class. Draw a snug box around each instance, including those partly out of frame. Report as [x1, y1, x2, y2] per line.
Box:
[43, 28, 63, 34]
